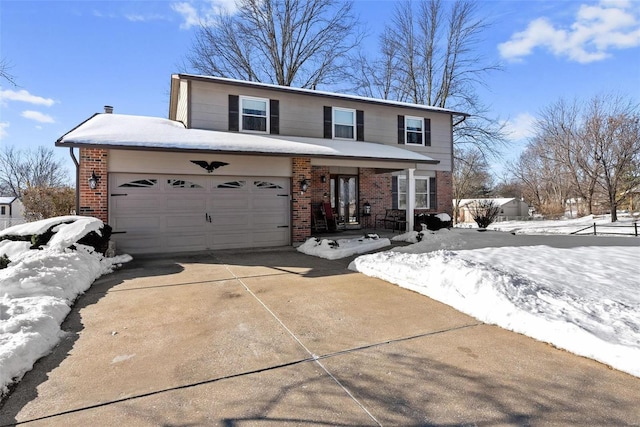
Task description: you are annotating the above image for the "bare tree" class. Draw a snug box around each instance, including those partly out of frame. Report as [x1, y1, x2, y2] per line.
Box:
[353, 0, 506, 155]
[0, 58, 16, 86]
[509, 93, 640, 221]
[186, 0, 363, 88]
[0, 146, 70, 198]
[22, 186, 75, 221]
[452, 147, 492, 223]
[584, 94, 640, 221]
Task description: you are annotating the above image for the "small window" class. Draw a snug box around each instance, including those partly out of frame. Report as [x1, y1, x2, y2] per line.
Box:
[1, 206, 5, 215]
[218, 181, 246, 189]
[405, 116, 424, 145]
[119, 179, 158, 188]
[333, 107, 355, 140]
[254, 181, 283, 189]
[397, 176, 429, 209]
[167, 179, 202, 189]
[240, 96, 269, 133]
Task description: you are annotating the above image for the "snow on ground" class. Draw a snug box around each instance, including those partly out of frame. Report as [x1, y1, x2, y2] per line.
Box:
[0, 217, 131, 397]
[471, 213, 639, 236]
[297, 234, 391, 260]
[345, 221, 640, 378]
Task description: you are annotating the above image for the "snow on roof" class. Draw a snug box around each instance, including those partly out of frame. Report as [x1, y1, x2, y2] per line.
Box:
[176, 74, 470, 117]
[0, 197, 17, 204]
[458, 198, 519, 207]
[57, 114, 438, 164]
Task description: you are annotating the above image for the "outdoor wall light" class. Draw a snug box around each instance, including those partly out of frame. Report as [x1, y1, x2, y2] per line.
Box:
[299, 178, 310, 193]
[321, 175, 327, 183]
[88, 170, 99, 189]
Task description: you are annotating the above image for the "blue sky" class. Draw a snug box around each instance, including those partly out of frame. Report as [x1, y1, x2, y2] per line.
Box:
[1, 0, 639, 182]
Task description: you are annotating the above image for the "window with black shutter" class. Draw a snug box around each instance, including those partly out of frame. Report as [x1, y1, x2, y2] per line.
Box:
[270, 99, 279, 135]
[228, 95, 239, 131]
[397, 115, 405, 144]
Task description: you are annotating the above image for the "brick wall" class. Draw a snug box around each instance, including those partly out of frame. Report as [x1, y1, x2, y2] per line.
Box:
[79, 147, 108, 223]
[436, 170, 453, 215]
[359, 168, 391, 221]
[291, 157, 311, 243]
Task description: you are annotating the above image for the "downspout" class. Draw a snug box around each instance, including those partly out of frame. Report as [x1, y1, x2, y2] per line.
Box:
[69, 147, 79, 215]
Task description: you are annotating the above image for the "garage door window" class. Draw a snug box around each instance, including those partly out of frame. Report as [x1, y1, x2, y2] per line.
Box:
[119, 179, 158, 188]
[167, 179, 203, 189]
[217, 181, 246, 189]
[254, 181, 283, 189]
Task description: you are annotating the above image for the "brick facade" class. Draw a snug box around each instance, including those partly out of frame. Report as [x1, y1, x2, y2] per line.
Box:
[78, 147, 108, 223]
[291, 157, 312, 243]
[436, 170, 453, 215]
[358, 168, 391, 222]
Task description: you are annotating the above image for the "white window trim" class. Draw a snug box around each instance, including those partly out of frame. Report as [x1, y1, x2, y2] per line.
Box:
[332, 107, 356, 140]
[398, 176, 430, 209]
[240, 95, 269, 134]
[405, 116, 424, 146]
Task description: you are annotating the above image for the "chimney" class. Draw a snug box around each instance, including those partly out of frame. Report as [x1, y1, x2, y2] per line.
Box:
[104, 105, 114, 114]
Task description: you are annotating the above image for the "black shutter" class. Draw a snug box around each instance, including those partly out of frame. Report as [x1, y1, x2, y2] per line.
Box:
[228, 95, 239, 132]
[425, 118, 431, 146]
[392, 176, 398, 209]
[270, 99, 279, 134]
[323, 106, 332, 138]
[356, 110, 364, 141]
[429, 176, 437, 210]
[397, 115, 405, 144]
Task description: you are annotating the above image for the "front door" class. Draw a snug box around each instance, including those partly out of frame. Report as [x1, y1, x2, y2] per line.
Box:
[331, 175, 358, 227]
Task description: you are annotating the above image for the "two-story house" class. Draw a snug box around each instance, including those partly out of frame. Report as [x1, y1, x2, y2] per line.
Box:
[56, 74, 467, 254]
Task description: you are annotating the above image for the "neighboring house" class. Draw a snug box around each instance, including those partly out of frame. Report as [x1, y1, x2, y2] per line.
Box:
[0, 196, 25, 230]
[457, 198, 530, 223]
[56, 74, 467, 254]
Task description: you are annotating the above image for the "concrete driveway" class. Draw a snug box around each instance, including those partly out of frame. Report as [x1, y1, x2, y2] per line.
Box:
[2, 238, 640, 426]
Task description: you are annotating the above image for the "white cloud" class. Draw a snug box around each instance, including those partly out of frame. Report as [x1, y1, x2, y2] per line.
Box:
[125, 13, 167, 23]
[503, 113, 536, 141]
[171, 1, 237, 30]
[0, 122, 9, 139]
[0, 88, 55, 106]
[498, 0, 640, 63]
[21, 110, 55, 124]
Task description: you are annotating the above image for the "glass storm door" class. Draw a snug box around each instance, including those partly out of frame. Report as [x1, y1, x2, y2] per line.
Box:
[332, 175, 358, 225]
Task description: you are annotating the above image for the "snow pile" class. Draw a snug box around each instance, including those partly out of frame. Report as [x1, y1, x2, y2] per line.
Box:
[391, 228, 461, 247]
[350, 244, 640, 377]
[0, 216, 131, 397]
[297, 235, 391, 260]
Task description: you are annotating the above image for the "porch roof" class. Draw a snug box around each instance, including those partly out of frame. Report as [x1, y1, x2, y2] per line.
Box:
[56, 113, 439, 164]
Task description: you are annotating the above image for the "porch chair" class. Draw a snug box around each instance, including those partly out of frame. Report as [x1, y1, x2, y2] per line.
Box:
[321, 202, 338, 231]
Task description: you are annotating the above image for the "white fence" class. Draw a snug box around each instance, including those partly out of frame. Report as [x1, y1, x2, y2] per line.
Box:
[0, 218, 26, 231]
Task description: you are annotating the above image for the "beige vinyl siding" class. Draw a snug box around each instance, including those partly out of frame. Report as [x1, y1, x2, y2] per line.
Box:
[186, 79, 453, 171]
[175, 80, 189, 125]
[108, 150, 292, 177]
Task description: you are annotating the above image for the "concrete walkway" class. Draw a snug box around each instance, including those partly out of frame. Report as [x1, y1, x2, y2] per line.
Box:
[2, 235, 639, 426]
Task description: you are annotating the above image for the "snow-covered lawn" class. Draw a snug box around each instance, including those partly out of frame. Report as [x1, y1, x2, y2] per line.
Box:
[0, 216, 131, 398]
[473, 213, 639, 236]
[345, 226, 640, 378]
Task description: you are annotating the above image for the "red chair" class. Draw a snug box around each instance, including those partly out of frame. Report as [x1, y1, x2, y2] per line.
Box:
[321, 202, 338, 231]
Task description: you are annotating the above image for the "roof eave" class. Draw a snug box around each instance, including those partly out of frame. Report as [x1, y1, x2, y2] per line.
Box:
[54, 140, 439, 165]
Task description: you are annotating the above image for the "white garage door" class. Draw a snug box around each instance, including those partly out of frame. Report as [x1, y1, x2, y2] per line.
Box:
[109, 174, 290, 253]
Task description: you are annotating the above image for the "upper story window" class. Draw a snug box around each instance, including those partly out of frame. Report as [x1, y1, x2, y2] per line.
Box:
[397, 115, 431, 146]
[240, 96, 269, 133]
[405, 116, 424, 145]
[333, 107, 356, 140]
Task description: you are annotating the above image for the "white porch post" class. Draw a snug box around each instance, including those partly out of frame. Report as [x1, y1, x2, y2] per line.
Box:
[406, 168, 415, 232]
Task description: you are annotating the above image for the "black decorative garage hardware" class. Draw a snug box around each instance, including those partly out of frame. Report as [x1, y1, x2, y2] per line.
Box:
[190, 160, 229, 173]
